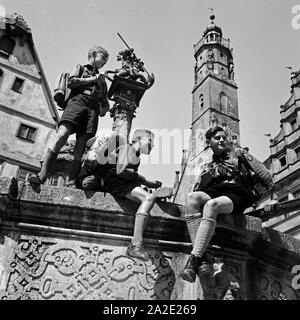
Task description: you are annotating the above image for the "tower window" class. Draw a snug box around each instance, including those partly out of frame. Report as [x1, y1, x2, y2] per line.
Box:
[0, 36, 16, 58]
[199, 93, 204, 110]
[16, 124, 37, 143]
[220, 92, 228, 113]
[11, 77, 25, 93]
[279, 156, 287, 167]
[220, 53, 224, 58]
[0, 68, 3, 87]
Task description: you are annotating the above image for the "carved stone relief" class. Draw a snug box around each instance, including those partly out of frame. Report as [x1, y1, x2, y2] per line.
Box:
[0, 237, 175, 300]
[256, 273, 299, 300]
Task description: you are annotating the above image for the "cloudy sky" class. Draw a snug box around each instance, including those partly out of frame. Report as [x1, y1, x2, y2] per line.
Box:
[1, 0, 300, 187]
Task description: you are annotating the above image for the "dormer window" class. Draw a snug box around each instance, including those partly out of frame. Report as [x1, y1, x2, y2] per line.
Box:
[291, 119, 298, 132]
[0, 68, 3, 87]
[295, 147, 300, 160]
[279, 155, 287, 167]
[0, 36, 16, 58]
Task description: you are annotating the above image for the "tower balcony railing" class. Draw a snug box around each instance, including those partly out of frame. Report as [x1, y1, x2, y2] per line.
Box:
[194, 36, 231, 53]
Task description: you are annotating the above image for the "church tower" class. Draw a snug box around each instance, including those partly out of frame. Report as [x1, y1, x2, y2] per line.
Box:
[174, 13, 241, 204]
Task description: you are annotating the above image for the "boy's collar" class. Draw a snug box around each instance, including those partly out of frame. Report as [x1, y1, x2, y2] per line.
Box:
[84, 63, 99, 73]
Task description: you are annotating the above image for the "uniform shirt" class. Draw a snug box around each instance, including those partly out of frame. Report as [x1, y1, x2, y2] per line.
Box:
[68, 64, 109, 114]
[198, 146, 274, 192]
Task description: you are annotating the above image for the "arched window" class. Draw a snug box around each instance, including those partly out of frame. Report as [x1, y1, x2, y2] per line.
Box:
[199, 93, 204, 110]
[0, 36, 16, 57]
[220, 92, 227, 113]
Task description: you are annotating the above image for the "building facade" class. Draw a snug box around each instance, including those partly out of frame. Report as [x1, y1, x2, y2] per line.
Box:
[174, 15, 240, 204]
[258, 70, 300, 239]
[0, 13, 59, 182]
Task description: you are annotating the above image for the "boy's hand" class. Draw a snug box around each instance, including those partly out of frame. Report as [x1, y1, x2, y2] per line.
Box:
[96, 73, 106, 82]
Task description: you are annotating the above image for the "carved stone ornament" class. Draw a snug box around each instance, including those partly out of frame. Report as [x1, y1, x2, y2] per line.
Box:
[0, 237, 175, 300]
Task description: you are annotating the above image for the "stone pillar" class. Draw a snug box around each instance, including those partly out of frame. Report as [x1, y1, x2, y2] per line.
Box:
[107, 76, 149, 142]
[110, 104, 135, 142]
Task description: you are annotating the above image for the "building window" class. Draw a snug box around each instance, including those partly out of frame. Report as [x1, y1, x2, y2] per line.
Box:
[296, 147, 300, 160]
[220, 53, 224, 58]
[16, 124, 37, 143]
[17, 168, 35, 182]
[199, 93, 204, 110]
[220, 92, 228, 113]
[279, 155, 287, 167]
[0, 68, 3, 87]
[0, 160, 4, 176]
[0, 36, 16, 58]
[291, 119, 298, 132]
[11, 77, 25, 93]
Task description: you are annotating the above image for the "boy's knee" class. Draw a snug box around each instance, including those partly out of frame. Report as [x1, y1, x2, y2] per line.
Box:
[186, 192, 194, 203]
[145, 193, 156, 204]
[205, 198, 221, 212]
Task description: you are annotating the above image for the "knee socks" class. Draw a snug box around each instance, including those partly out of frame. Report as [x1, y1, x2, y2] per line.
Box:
[191, 217, 216, 258]
[132, 212, 149, 244]
[185, 212, 202, 246]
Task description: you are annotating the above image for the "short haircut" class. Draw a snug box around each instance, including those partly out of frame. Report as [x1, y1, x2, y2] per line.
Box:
[131, 129, 154, 143]
[205, 126, 225, 141]
[88, 45, 109, 63]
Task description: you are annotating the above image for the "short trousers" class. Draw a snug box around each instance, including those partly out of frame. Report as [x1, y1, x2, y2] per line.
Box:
[59, 93, 99, 137]
[79, 172, 141, 199]
[199, 183, 256, 214]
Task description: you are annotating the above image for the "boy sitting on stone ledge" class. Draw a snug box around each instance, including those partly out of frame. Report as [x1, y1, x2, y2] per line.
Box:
[79, 129, 162, 261]
[180, 126, 278, 283]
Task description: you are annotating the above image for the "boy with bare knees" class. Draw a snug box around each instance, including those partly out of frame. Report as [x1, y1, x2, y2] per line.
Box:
[29, 45, 110, 188]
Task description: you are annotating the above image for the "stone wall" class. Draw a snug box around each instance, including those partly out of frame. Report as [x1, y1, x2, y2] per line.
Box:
[0, 176, 299, 300]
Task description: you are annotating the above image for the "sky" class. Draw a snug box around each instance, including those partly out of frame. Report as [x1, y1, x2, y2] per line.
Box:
[1, 0, 300, 187]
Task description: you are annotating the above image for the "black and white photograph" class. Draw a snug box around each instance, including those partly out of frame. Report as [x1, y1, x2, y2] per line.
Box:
[0, 0, 299, 309]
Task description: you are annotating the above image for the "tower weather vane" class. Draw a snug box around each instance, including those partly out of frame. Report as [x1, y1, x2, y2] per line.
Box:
[208, 7, 215, 20]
